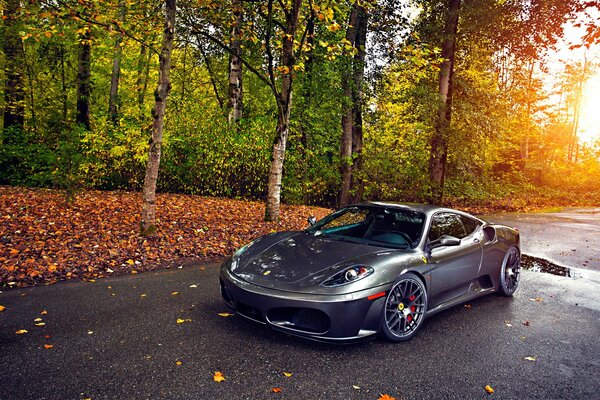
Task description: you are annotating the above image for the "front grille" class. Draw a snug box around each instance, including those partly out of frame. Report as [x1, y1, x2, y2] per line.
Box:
[267, 308, 330, 334]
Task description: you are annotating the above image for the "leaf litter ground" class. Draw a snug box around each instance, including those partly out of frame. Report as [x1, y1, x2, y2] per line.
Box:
[0, 186, 330, 288]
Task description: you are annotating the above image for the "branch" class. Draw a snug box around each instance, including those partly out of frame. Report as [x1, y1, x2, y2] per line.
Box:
[196, 37, 228, 121]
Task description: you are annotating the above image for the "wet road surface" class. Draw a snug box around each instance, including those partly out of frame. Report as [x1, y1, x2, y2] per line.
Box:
[1, 262, 599, 399]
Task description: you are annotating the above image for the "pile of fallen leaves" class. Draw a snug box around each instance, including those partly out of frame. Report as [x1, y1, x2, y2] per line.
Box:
[0, 186, 330, 288]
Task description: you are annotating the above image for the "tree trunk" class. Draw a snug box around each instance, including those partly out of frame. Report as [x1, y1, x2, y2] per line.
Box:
[264, 0, 302, 222]
[228, 0, 243, 124]
[428, 0, 461, 204]
[339, 6, 359, 207]
[76, 26, 92, 130]
[2, 0, 26, 132]
[339, 4, 368, 207]
[108, 1, 126, 126]
[140, 0, 176, 236]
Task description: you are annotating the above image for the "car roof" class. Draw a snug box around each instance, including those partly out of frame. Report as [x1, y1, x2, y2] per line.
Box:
[350, 201, 482, 221]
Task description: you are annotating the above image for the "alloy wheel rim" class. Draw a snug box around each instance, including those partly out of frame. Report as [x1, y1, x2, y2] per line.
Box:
[385, 278, 425, 338]
[504, 248, 521, 292]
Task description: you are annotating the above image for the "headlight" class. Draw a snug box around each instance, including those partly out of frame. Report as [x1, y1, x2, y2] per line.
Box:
[320, 265, 373, 287]
[230, 240, 256, 272]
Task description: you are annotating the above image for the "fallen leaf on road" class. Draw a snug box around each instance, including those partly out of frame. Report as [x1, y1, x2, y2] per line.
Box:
[529, 297, 543, 302]
[283, 372, 292, 377]
[271, 388, 282, 393]
[171, 292, 180, 295]
[189, 284, 198, 288]
[35, 322, 46, 326]
[522, 320, 530, 326]
[140, 294, 147, 298]
[524, 356, 536, 361]
[352, 385, 360, 390]
[213, 371, 225, 383]
[44, 344, 54, 349]
[34, 317, 43, 322]
[131, 270, 138, 274]
[41, 310, 48, 315]
[88, 331, 93, 335]
[485, 385, 494, 394]
[218, 313, 234, 317]
[464, 304, 472, 310]
[378, 395, 396, 400]
[0, 305, 5, 312]
[505, 320, 513, 327]
[16, 330, 28, 335]
[45, 335, 51, 339]
[176, 318, 186, 324]
[175, 361, 182, 366]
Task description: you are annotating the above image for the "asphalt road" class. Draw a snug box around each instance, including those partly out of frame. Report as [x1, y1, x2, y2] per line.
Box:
[481, 208, 600, 272]
[1, 208, 600, 400]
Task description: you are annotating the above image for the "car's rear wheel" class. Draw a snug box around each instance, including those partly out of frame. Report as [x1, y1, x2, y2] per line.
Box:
[499, 246, 521, 296]
[381, 273, 427, 342]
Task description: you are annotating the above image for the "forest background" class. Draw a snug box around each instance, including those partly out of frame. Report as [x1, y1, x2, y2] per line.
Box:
[2, 0, 600, 227]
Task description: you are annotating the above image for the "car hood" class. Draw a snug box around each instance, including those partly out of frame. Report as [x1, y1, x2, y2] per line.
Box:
[232, 232, 390, 290]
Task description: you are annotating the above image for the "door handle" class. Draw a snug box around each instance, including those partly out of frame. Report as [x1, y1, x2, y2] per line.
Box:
[473, 238, 480, 244]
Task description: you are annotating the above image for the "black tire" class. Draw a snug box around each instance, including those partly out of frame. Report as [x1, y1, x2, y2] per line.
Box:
[499, 246, 521, 296]
[381, 273, 428, 342]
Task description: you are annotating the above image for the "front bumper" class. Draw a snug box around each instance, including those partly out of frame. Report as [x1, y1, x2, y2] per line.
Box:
[219, 267, 390, 343]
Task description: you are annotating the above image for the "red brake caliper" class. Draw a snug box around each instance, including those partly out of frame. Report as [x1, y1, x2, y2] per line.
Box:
[408, 294, 417, 317]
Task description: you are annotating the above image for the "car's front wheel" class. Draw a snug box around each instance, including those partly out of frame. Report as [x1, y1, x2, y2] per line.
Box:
[499, 246, 521, 296]
[381, 273, 428, 342]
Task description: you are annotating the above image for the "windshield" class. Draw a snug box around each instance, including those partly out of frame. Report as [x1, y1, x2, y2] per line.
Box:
[307, 206, 425, 249]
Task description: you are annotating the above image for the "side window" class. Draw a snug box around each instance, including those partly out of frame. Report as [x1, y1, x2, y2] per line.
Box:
[428, 213, 467, 241]
[459, 215, 481, 237]
[320, 208, 369, 230]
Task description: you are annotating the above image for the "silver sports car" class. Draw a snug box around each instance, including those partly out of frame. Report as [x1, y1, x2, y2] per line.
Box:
[219, 202, 521, 342]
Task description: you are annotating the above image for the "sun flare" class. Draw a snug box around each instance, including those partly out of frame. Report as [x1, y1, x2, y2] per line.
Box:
[579, 72, 600, 145]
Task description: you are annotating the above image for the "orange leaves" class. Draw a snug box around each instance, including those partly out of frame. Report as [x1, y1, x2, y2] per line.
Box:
[0, 186, 331, 288]
[0, 305, 5, 312]
[378, 395, 396, 400]
[485, 385, 494, 394]
[44, 344, 54, 349]
[271, 388, 282, 393]
[213, 371, 225, 383]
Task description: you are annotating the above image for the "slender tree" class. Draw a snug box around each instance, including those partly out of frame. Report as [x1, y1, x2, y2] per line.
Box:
[228, 0, 244, 124]
[428, 0, 460, 203]
[76, 24, 92, 130]
[141, 0, 176, 236]
[108, 0, 126, 126]
[2, 0, 26, 132]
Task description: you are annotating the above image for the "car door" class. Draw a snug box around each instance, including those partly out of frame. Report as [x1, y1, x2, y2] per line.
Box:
[427, 212, 483, 308]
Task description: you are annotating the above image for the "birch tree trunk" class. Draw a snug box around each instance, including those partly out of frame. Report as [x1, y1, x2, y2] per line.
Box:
[428, 0, 461, 204]
[140, 0, 176, 236]
[2, 0, 25, 132]
[228, 0, 243, 124]
[264, 0, 302, 222]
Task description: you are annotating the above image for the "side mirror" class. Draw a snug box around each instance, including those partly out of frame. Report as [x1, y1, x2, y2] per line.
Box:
[307, 216, 317, 227]
[430, 235, 461, 249]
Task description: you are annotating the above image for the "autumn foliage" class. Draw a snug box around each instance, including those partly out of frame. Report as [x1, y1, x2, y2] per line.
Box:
[0, 186, 330, 288]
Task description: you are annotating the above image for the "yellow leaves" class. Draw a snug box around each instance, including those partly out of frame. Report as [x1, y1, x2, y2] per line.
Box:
[277, 66, 290, 75]
[213, 371, 225, 383]
[327, 22, 341, 32]
[171, 291, 180, 295]
[283, 372, 292, 377]
[0, 305, 5, 312]
[378, 395, 396, 400]
[34, 318, 43, 322]
[529, 297, 543, 302]
[126, 259, 135, 265]
[44, 344, 54, 349]
[175, 361, 182, 366]
[218, 313, 234, 317]
[485, 385, 494, 394]
[35, 322, 46, 326]
[16, 329, 28, 335]
[524, 356, 537, 362]
[176, 318, 192, 324]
